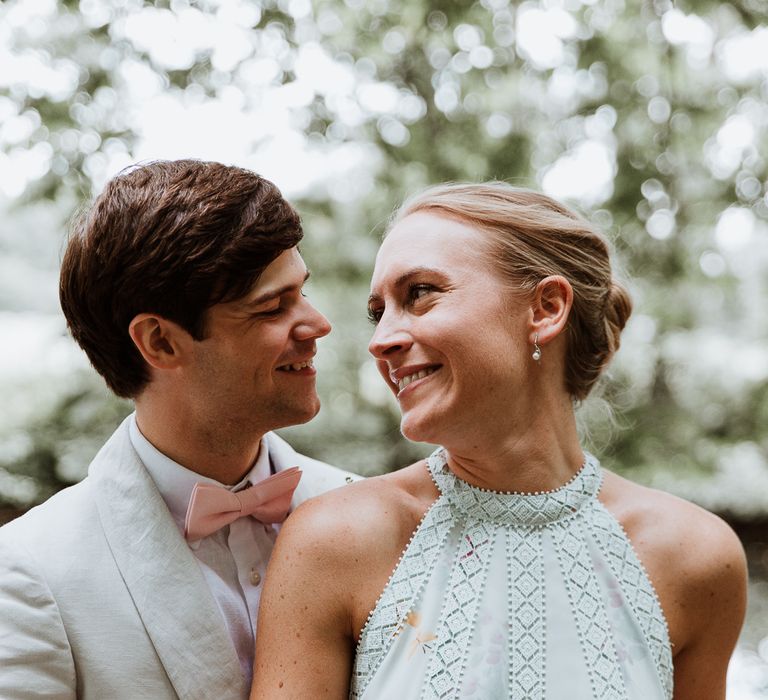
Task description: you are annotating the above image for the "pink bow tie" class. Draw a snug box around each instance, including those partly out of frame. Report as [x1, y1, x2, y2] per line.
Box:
[184, 467, 302, 541]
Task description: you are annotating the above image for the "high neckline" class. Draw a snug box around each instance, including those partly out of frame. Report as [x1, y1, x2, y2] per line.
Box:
[427, 447, 602, 526]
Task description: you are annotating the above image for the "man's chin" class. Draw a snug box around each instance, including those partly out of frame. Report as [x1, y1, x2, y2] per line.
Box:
[268, 399, 321, 430]
[294, 403, 321, 425]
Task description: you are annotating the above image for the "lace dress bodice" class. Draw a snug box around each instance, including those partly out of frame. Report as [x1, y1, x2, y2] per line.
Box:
[350, 449, 673, 700]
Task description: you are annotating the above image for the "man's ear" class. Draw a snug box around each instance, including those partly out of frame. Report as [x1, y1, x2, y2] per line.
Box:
[128, 314, 190, 371]
[529, 275, 573, 346]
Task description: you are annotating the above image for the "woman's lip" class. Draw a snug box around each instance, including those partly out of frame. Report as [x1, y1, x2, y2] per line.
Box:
[396, 367, 439, 397]
[389, 363, 441, 384]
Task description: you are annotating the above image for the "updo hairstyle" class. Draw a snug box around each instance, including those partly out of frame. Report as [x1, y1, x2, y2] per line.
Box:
[389, 182, 632, 401]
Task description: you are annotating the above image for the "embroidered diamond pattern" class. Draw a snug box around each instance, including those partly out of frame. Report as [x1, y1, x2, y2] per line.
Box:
[519, 636, 537, 659]
[589, 504, 674, 699]
[520, 670, 537, 691]
[420, 519, 495, 700]
[508, 527, 545, 700]
[554, 518, 628, 700]
[428, 449, 602, 527]
[517, 571, 537, 597]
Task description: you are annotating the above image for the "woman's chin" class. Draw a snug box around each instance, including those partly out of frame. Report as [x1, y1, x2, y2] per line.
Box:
[400, 414, 438, 445]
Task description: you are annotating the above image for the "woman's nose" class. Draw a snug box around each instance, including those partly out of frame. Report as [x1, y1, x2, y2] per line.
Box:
[368, 313, 412, 359]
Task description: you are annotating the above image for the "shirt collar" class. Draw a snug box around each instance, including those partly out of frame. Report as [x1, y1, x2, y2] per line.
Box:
[128, 413, 271, 526]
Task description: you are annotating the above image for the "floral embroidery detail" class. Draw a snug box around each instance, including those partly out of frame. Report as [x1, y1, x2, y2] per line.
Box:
[460, 534, 489, 560]
[460, 608, 507, 697]
[404, 611, 438, 659]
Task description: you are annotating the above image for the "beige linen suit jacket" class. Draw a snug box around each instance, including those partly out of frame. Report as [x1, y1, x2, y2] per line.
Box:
[0, 416, 359, 699]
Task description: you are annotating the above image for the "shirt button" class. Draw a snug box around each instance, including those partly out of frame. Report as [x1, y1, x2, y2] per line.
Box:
[249, 569, 262, 587]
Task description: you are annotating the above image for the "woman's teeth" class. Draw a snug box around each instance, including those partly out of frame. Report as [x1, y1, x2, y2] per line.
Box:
[399, 367, 436, 391]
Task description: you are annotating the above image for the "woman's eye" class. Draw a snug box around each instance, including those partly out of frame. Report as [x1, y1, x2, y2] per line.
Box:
[367, 306, 383, 325]
[367, 284, 435, 324]
[408, 284, 435, 302]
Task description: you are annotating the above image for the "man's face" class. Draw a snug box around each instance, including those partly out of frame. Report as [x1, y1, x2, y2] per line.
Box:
[186, 246, 331, 438]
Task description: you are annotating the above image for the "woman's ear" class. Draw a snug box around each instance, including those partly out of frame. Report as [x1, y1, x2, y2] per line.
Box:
[529, 275, 573, 346]
[128, 313, 190, 371]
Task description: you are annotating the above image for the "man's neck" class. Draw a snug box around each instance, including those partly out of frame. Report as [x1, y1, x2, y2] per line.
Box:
[134, 403, 263, 486]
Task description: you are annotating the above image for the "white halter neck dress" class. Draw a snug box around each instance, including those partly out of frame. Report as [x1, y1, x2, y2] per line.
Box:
[350, 449, 673, 700]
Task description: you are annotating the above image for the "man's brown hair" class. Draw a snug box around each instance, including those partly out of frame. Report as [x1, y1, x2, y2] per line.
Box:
[60, 159, 303, 398]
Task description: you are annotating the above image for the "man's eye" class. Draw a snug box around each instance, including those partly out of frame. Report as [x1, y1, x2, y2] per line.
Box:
[255, 306, 282, 317]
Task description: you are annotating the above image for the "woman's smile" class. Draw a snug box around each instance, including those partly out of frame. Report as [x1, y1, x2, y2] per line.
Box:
[389, 363, 442, 395]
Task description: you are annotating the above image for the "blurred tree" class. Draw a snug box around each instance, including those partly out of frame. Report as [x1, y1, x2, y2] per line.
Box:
[1, 0, 767, 517]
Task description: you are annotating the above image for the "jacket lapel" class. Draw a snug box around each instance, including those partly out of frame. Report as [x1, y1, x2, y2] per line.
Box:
[90, 418, 246, 700]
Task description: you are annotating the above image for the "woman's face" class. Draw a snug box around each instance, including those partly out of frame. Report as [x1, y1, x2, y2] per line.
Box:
[368, 211, 534, 446]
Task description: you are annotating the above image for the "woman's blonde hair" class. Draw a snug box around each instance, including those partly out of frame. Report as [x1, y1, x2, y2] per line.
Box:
[389, 182, 632, 400]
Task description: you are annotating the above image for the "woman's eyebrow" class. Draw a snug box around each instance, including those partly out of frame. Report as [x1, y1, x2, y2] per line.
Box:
[368, 266, 449, 306]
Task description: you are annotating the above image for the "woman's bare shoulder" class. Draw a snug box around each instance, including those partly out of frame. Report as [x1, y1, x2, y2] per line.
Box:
[279, 460, 437, 568]
[599, 470, 747, 651]
[600, 470, 745, 568]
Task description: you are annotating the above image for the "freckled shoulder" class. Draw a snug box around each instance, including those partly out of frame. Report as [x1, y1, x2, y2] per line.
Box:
[598, 470, 747, 654]
[282, 461, 436, 560]
[271, 460, 438, 638]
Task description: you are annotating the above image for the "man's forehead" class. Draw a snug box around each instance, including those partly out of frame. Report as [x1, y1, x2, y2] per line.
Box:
[260, 248, 306, 282]
[239, 249, 308, 305]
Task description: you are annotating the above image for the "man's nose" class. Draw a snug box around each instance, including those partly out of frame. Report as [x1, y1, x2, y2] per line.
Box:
[295, 299, 332, 340]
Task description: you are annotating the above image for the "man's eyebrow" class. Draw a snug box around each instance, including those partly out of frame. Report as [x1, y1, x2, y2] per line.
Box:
[368, 266, 447, 306]
[244, 270, 311, 307]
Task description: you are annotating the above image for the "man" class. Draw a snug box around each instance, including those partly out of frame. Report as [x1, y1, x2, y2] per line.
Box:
[0, 160, 358, 699]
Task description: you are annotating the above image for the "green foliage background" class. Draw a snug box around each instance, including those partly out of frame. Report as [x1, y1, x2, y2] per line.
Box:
[1, 0, 767, 522]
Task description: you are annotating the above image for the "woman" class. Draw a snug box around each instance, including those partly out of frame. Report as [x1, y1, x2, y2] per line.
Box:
[251, 183, 747, 699]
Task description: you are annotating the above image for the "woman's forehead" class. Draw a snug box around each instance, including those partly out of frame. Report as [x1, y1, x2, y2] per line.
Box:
[375, 212, 487, 274]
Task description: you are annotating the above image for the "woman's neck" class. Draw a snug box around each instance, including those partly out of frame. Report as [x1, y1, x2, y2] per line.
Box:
[442, 395, 584, 494]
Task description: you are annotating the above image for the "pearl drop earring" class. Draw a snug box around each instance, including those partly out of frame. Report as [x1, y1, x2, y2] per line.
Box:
[532, 333, 542, 362]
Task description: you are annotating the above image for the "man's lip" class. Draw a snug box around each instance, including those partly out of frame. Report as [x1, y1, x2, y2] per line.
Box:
[276, 355, 316, 370]
[389, 363, 441, 384]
